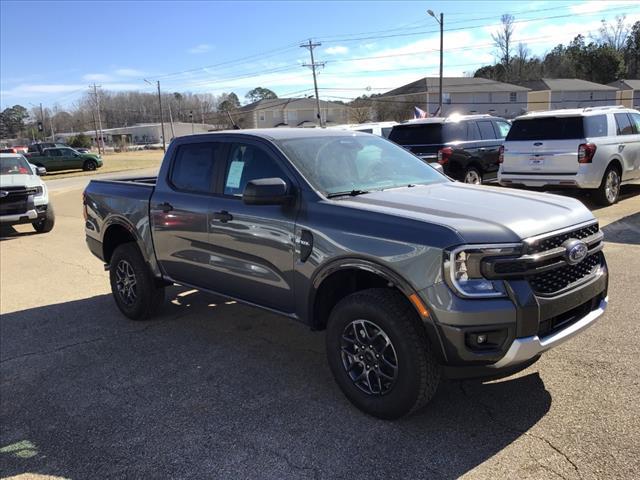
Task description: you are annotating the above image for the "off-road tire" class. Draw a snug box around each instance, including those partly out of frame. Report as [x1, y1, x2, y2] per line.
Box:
[109, 242, 164, 320]
[32, 205, 55, 233]
[326, 288, 441, 419]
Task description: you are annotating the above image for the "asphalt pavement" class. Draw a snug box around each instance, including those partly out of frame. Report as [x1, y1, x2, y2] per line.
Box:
[1, 175, 639, 480]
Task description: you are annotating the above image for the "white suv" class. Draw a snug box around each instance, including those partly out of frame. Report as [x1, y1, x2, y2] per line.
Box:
[498, 106, 640, 205]
[0, 153, 54, 233]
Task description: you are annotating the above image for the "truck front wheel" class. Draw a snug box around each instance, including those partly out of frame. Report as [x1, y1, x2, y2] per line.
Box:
[109, 243, 164, 320]
[32, 205, 55, 233]
[326, 288, 441, 419]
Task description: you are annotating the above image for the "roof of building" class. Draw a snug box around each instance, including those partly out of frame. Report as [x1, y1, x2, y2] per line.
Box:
[238, 97, 347, 112]
[380, 77, 530, 97]
[608, 79, 640, 90]
[521, 78, 618, 92]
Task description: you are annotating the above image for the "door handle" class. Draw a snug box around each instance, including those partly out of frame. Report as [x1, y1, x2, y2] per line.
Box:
[155, 202, 173, 213]
[212, 210, 233, 223]
[478, 147, 486, 151]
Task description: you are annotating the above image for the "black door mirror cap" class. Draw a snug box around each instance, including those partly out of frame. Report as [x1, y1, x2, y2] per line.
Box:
[242, 177, 290, 205]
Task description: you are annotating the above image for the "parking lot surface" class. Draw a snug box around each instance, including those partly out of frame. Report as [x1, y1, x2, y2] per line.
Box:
[1, 174, 639, 479]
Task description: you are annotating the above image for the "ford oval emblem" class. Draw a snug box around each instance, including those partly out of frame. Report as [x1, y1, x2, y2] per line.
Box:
[0, 190, 8, 198]
[563, 239, 588, 265]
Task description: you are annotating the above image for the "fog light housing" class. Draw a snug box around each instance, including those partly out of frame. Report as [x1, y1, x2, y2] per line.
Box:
[465, 329, 508, 351]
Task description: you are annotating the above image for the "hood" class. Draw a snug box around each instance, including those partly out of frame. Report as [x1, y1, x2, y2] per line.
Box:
[0, 173, 41, 188]
[337, 182, 594, 244]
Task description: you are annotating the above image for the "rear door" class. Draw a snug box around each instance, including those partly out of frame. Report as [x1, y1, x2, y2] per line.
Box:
[476, 120, 502, 177]
[614, 112, 640, 180]
[151, 140, 226, 289]
[502, 116, 583, 174]
[42, 149, 63, 171]
[207, 139, 298, 314]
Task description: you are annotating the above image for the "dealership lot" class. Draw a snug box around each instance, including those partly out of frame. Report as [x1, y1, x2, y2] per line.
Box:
[1, 174, 639, 479]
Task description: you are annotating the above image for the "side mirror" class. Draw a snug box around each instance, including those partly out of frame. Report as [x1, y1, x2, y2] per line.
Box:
[37, 166, 47, 176]
[242, 178, 289, 205]
[429, 162, 444, 173]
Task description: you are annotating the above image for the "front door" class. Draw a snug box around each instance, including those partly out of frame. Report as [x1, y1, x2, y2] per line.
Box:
[207, 140, 298, 314]
[151, 141, 226, 289]
[59, 148, 84, 170]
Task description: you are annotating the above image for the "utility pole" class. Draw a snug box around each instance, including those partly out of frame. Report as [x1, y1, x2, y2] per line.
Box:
[90, 84, 104, 154]
[145, 79, 166, 152]
[91, 110, 100, 153]
[39, 103, 45, 140]
[168, 104, 176, 139]
[189, 110, 194, 134]
[49, 115, 55, 142]
[300, 39, 325, 127]
[427, 10, 444, 115]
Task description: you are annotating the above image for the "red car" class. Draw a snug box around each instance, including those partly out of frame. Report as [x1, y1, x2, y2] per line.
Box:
[11, 145, 29, 154]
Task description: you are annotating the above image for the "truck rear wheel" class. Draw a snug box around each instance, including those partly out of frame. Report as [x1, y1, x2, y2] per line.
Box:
[109, 243, 164, 320]
[326, 288, 440, 419]
[32, 205, 55, 233]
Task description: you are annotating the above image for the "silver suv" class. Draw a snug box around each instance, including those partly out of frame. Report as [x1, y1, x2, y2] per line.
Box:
[498, 106, 640, 205]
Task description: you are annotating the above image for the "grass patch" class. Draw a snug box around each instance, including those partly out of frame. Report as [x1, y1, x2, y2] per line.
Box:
[42, 150, 164, 181]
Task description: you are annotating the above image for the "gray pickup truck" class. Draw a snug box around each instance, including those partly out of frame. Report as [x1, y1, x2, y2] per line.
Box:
[83, 129, 608, 419]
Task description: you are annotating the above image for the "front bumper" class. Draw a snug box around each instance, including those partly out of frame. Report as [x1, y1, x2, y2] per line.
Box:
[0, 208, 38, 223]
[492, 296, 607, 368]
[422, 258, 608, 377]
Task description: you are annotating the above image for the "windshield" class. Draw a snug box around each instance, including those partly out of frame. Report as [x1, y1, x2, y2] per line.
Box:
[0, 155, 32, 175]
[275, 134, 447, 196]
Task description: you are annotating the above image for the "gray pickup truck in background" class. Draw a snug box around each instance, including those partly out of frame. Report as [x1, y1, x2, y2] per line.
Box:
[83, 129, 608, 419]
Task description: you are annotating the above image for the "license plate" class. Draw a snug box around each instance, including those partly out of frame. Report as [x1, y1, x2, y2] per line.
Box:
[529, 157, 544, 169]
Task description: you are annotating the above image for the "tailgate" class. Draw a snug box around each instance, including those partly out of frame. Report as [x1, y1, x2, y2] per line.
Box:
[503, 139, 580, 174]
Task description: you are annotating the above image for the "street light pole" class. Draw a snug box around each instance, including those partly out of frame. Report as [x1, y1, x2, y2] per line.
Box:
[145, 79, 166, 153]
[428, 10, 444, 115]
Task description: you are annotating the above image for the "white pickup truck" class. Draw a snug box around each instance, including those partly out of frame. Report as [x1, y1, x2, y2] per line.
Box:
[0, 153, 55, 233]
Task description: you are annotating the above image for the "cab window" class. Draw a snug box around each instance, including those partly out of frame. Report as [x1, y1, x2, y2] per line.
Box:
[477, 121, 497, 140]
[614, 113, 634, 135]
[494, 121, 511, 139]
[170, 142, 222, 193]
[223, 143, 287, 197]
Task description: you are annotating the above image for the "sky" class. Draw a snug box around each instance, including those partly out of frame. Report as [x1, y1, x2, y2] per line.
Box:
[1, 0, 639, 110]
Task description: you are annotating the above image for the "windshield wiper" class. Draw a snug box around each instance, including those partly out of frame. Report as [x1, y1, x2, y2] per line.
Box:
[326, 189, 371, 198]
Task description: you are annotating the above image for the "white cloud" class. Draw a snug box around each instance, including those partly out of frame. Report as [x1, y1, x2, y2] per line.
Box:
[115, 68, 145, 77]
[83, 73, 113, 82]
[569, 0, 637, 15]
[325, 46, 349, 55]
[188, 44, 213, 54]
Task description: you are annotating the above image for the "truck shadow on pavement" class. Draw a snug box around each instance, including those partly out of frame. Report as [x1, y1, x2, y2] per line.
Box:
[1, 288, 551, 479]
[0, 225, 39, 241]
[602, 211, 640, 245]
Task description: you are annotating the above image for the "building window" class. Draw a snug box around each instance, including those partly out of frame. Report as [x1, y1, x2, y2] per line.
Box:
[443, 93, 451, 104]
[287, 110, 298, 123]
[509, 92, 517, 103]
[259, 112, 265, 122]
[589, 92, 594, 101]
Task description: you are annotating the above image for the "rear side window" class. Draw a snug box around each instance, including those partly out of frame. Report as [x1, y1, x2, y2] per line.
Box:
[389, 124, 443, 145]
[583, 115, 608, 137]
[442, 122, 467, 142]
[170, 142, 221, 193]
[614, 113, 634, 135]
[477, 121, 497, 140]
[356, 128, 373, 134]
[506, 116, 584, 141]
[381, 127, 393, 138]
[629, 112, 640, 133]
[495, 121, 511, 138]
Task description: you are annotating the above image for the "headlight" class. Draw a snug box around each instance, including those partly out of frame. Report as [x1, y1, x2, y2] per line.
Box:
[34, 186, 44, 196]
[444, 244, 521, 298]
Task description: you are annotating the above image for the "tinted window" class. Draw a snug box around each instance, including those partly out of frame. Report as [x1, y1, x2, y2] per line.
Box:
[355, 128, 373, 134]
[584, 115, 608, 137]
[495, 121, 511, 138]
[223, 143, 287, 197]
[467, 121, 481, 140]
[442, 122, 466, 142]
[47, 149, 62, 157]
[170, 142, 220, 193]
[629, 112, 640, 133]
[615, 113, 634, 135]
[506, 116, 584, 141]
[477, 121, 496, 140]
[381, 127, 393, 138]
[389, 124, 443, 144]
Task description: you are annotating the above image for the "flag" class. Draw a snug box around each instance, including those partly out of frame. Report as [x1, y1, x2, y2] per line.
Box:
[414, 106, 427, 119]
[433, 106, 441, 116]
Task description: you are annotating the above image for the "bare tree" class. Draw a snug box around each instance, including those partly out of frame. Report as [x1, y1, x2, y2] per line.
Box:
[492, 14, 515, 80]
[596, 15, 630, 51]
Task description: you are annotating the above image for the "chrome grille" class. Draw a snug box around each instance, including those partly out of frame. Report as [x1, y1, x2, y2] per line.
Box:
[526, 223, 599, 254]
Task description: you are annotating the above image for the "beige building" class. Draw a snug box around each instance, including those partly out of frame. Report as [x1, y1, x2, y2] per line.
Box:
[235, 98, 350, 128]
[608, 79, 640, 109]
[521, 79, 618, 111]
[379, 77, 530, 119]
